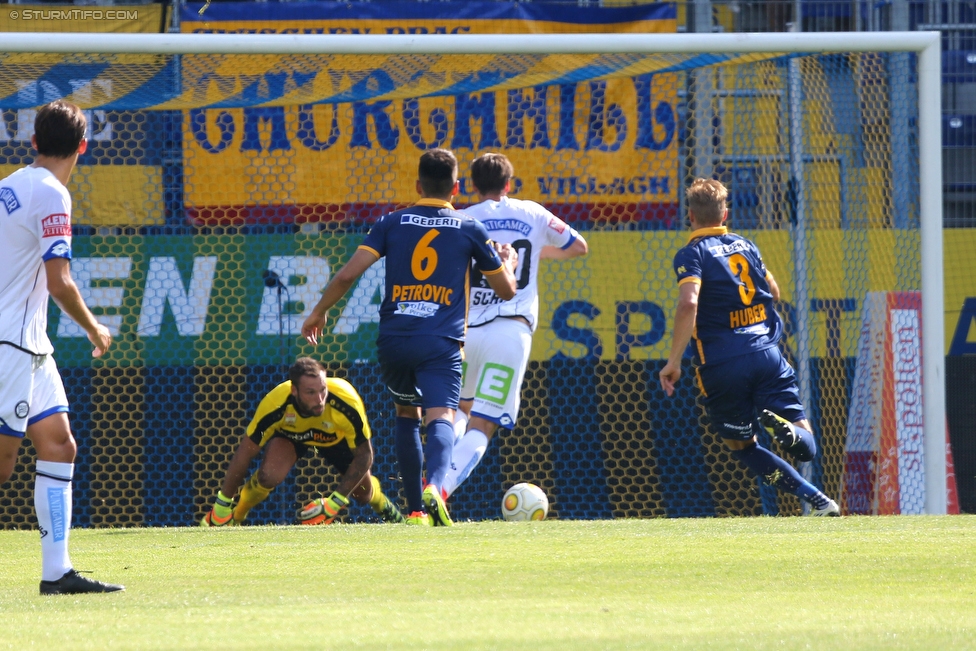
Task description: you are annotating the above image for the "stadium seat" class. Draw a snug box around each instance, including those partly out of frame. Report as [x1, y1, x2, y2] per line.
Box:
[944, 114, 976, 148]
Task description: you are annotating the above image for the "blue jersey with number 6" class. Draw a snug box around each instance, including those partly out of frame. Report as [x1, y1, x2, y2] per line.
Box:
[672, 225, 783, 366]
[359, 198, 504, 340]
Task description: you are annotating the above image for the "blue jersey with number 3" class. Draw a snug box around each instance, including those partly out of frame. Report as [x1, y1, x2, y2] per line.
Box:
[673, 226, 783, 366]
[360, 199, 504, 340]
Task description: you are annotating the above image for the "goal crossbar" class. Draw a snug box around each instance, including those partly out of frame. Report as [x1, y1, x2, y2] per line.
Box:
[0, 30, 940, 55]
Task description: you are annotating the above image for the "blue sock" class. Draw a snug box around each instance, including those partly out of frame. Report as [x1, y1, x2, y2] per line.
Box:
[791, 426, 817, 462]
[395, 417, 424, 513]
[731, 443, 822, 501]
[424, 418, 455, 490]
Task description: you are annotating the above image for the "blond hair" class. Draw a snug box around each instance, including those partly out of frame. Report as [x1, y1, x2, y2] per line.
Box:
[685, 178, 728, 226]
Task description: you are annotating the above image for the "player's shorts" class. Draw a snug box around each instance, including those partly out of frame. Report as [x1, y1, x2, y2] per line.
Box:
[0, 345, 69, 438]
[376, 334, 463, 410]
[270, 434, 357, 472]
[695, 345, 806, 441]
[460, 318, 532, 429]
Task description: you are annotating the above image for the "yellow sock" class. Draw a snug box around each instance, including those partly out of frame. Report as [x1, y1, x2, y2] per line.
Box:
[234, 473, 272, 522]
[368, 475, 390, 514]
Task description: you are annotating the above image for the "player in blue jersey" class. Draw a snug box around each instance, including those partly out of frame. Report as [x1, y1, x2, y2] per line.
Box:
[301, 148, 519, 526]
[659, 178, 839, 516]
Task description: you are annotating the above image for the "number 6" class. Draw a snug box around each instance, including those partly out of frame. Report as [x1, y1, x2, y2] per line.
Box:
[412, 229, 439, 281]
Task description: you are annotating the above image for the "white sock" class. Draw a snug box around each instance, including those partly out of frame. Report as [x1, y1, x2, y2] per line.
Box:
[443, 429, 488, 498]
[452, 411, 469, 444]
[35, 460, 74, 582]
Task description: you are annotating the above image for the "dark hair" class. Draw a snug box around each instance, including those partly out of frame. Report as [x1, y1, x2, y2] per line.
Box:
[470, 152, 513, 195]
[418, 148, 458, 198]
[288, 357, 326, 386]
[33, 100, 87, 159]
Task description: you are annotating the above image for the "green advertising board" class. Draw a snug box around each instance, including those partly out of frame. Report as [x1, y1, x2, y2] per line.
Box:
[51, 234, 378, 367]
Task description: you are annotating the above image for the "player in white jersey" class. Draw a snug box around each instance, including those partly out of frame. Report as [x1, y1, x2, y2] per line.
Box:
[442, 153, 588, 498]
[0, 101, 123, 595]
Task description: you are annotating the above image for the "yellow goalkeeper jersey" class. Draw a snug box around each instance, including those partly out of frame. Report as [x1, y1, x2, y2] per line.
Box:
[246, 378, 371, 450]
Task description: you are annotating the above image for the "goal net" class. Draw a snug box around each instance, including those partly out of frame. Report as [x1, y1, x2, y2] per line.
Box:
[0, 31, 945, 527]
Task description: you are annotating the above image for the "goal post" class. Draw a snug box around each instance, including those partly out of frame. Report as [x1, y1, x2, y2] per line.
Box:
[0, 31, 947, 521]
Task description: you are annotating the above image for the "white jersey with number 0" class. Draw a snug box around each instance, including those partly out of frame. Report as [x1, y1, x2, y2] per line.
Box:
[0, 166, 74, 355]
[462, 196, 578, 331]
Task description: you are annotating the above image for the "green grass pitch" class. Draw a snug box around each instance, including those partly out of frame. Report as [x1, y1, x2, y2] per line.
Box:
[1, 516, 974, 650]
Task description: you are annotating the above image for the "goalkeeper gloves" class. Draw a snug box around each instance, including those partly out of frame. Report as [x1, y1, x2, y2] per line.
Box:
[297, 490, 349, 525]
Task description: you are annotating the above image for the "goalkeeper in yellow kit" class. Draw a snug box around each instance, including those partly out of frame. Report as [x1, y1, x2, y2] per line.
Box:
[200, 357, 404, 526]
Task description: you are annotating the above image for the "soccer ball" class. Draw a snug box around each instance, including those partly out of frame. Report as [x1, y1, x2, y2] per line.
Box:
[501, 483, 549, 521]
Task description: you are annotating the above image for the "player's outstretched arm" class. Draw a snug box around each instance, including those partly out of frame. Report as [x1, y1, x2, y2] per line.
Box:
[302, 248, 379, 345]
[660, 282, 699, 397]
[45, 258, 112, 358]
[336, 439, 374, 501]
[219, 436, 262, 498]
[297, 441, 374, 525]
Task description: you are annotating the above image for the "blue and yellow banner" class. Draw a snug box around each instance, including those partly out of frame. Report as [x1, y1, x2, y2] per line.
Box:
[0, 109, 166, 226]
[0, 3, 782, 112]
[182, 77, 681, 218]
[184, 1, 674, 34]
[0, 3, 781, 225]
[0, 5, 168, 225]
[175, 2, 684, 222]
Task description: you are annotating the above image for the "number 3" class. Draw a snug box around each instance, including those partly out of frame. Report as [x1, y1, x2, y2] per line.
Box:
[728, 253, 756, 306]
[412, 229, 439, 281]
